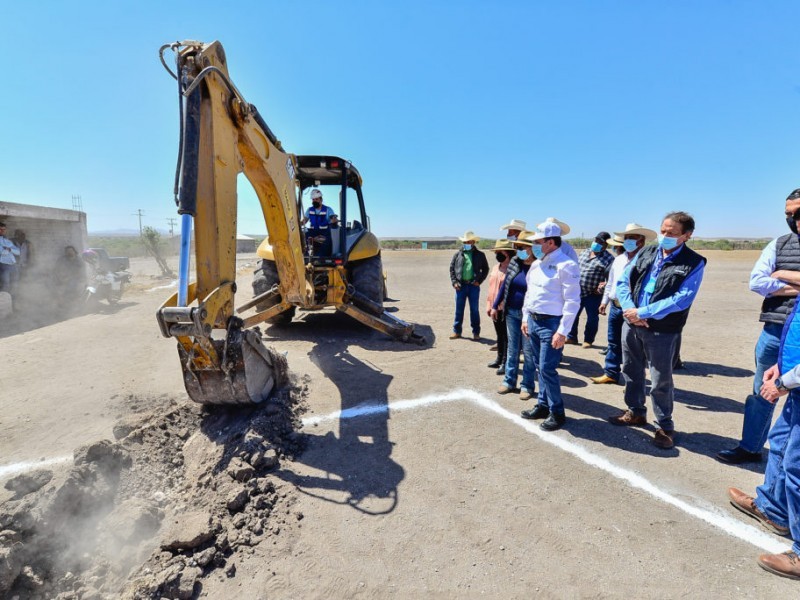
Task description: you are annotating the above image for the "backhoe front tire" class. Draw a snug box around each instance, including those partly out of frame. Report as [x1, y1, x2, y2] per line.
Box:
[349, 254, 385, 309]
[252, 259, 295, 325]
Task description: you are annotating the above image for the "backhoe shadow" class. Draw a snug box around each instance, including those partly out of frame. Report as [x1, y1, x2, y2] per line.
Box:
[273, 339, 407, 515]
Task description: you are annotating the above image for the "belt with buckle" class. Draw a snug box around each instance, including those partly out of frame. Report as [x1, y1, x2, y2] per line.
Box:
[532, 312, 560, 320]
[612, 299, 621, 308]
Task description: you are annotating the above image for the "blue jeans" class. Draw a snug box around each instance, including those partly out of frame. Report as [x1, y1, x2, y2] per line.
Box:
[755, 390, 800, 555]
[528, 315, 565, 416]
[621, 323, 678, 432]
[453, 283, 480, 335]
[603, 303, 624, 380]
[503, 308, 536, 393]
[739, 323, 782, 453]
[568, 294, 602, 344]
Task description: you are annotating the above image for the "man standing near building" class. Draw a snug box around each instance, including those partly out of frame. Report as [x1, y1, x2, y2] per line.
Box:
[0, 222, 20, 294]
[519, 222, 581, 431]
[449, 231, 489, 340]
[718, 189, 800, 464]
[567, 231, 614, 348]
[592, 224, 656, 385]
[609, 211, 706, 449]
[727, 296, 800, 579]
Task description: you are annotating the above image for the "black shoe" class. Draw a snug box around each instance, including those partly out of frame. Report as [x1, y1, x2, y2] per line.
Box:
[540, 414, 566, 431]
[521, 405, 550, 420]
[599, 347, 608, 355]
[716, 447, 763, 464]
[495, 367, 505, 376]
[488, 360, 502, 368]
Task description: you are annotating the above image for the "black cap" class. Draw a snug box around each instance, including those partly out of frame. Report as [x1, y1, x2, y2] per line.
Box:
[594, 231, 611, 244]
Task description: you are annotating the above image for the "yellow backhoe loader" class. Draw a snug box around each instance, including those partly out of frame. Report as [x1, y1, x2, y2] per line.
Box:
[155, 40, 423, 406]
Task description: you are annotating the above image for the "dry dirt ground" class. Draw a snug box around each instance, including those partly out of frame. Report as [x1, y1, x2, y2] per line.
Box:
[0, 249, 797, 598]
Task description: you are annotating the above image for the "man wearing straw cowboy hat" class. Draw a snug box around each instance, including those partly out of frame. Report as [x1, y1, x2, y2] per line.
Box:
[592, 223, 657, 385]
[449, 231, 489, 340]
[500, 218, 526, 241]
[609, 211, 706, 449]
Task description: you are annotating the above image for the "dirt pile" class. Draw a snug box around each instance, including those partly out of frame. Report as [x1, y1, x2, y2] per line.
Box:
[0, 371, 308, 599]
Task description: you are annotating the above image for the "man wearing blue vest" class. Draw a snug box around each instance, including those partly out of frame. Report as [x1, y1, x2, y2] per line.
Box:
[728, 296, 800, 579]
[609, 211, 706, 449]
[717, 189, 800, 464]
[301, 189, 334, 256]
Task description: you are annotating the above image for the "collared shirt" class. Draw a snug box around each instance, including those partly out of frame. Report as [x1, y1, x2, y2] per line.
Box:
[602, 251, 633, 304]
[0, 236, 19, 265]
[749, 237, 792, 297]
[577, 248, 613, 297]
[617, 244, 705, 320]
[521, 247, 581, 336]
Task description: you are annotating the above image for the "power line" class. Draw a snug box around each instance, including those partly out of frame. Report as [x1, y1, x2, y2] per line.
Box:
[133, 209, 145, 236]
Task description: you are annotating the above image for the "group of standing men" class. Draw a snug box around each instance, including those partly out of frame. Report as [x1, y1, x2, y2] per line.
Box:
[450, 194, 800, 579]
[449, 211, 706, 445]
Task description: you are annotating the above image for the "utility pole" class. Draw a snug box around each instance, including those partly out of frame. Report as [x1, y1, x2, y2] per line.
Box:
[166, 217, 177, 238]
[133, 209, 145, 236]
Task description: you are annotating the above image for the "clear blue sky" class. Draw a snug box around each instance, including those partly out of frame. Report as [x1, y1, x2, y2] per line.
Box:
[2, 1, 800, 239]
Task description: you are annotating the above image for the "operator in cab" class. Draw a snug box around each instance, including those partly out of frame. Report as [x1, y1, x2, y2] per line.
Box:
[301, 189, 334, 256]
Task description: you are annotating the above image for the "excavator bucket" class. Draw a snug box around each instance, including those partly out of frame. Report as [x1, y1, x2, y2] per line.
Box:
[177, 328, 288, 406]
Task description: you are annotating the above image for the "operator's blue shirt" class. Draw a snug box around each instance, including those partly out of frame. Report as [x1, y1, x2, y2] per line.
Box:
[304, 204, 333, 232]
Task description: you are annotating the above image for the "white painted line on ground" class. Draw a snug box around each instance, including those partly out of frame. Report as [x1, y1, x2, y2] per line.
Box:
[302, 389, 791, 554]
[0, 456, 72, 479]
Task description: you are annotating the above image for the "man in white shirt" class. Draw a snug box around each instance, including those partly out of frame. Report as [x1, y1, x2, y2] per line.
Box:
[0, 222, 20, 294]
[592, 223, 656, 384]
[519, 222, 581, 431]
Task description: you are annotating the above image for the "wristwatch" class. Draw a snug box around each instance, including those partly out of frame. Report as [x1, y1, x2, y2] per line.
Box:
[775, 377, 788, 392]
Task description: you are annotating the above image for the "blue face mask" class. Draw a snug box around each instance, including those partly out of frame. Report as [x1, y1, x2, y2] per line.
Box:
[590, 242, 604, 253]
[531, 244, 545, 260]
[657, 234, 680, 250]
[463, 244, 472, 251]
[622, 239, 638, 253]
[516, 248, 530, 260]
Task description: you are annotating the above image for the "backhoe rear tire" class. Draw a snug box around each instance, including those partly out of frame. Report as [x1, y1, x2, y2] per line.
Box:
[349, 254, 384, 309]
[252, 259, 295, 325]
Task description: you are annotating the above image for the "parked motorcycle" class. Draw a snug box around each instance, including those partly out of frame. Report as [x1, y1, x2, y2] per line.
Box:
[85, 270, 131, 306]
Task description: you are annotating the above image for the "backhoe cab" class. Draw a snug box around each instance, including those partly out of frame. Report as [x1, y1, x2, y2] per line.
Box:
[155, 40, 422, 407]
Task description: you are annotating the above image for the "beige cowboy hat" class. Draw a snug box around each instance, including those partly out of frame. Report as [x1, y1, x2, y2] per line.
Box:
[606, 234, 624, 247]
[512, 230, 536, 246]
[537, 217, 571, 236]
[493, 239, 515, 251]
[458, 230, 480, 242]
[500, 218, 527, 231]
[613, 222, 657, 242]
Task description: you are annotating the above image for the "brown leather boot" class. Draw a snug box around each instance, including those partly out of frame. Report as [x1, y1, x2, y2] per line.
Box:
[728, 488, 789, 536]
[758, 551, 800, 580]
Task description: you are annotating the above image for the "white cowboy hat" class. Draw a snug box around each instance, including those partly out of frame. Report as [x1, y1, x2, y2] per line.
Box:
[606, 234, 624, 247]
[526, 222, 562, 241]
[458, 230, 480, 242]
[537, 217, 571, 236]
[500, 219, 527, 231]
[613, 222, 657, 242]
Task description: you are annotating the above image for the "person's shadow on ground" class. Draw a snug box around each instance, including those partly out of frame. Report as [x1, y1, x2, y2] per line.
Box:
[264, 311, 434, 515]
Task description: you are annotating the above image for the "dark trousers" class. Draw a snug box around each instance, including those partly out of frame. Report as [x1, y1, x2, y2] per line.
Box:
[493, 311, 507, 364]
[568, 294, 603, 344]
